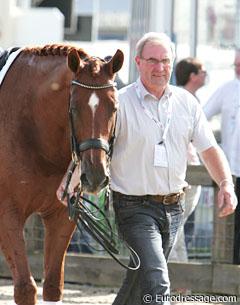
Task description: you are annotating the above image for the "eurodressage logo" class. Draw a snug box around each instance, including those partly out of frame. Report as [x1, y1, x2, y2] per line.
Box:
[142, 293, 238, 303]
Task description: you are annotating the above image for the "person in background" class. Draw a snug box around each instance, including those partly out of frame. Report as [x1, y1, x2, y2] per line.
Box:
[203, 49, 240, 264]
[57, 32, 237, 305]
[169, 57, 207, 262]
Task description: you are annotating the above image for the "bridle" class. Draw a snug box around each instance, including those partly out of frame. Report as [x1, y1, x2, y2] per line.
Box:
[61, 78, 140, 271]
[69, 79, 117, 164]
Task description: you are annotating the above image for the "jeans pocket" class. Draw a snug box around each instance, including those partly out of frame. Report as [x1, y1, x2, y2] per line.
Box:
[165, 198, 185, 247]
[166, 197, 185, 215]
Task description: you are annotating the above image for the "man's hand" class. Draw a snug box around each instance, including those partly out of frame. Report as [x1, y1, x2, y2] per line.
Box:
[56, 163, 81, 207]
[217, 183, 237, 217]
[56, 182, 68, 207]
[200, 146, 237, 217]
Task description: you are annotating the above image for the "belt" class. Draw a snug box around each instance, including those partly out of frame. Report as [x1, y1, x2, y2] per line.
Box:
[149, 191, 185, 205]
[114, 191, 185, 205]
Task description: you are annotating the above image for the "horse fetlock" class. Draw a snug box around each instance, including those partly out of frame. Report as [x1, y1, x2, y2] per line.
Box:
[43, 282, 63, 302]
[14, 279, 37, 305]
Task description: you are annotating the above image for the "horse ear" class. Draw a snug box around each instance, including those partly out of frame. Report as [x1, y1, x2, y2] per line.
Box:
[68, 49, 83, 73]
[106, 49, 124, 75]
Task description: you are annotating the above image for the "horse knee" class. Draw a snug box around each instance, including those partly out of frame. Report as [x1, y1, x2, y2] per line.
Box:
[14, 276, 37, 305]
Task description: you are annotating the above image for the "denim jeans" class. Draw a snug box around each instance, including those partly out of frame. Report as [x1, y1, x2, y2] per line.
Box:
[112, 192, 185, 305]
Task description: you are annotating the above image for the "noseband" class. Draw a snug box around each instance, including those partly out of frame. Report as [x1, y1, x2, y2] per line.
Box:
[69, 79, 117, 163]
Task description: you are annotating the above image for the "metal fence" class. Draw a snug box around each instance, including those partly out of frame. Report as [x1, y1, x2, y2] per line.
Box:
[23, 166, 235, 265]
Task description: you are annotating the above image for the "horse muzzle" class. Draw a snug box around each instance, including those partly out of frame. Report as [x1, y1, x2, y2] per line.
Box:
[80, 158, 109, 193]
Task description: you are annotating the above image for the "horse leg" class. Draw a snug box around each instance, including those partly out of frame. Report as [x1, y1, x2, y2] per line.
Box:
[0, 203, 37, 305]
[42, 205, 75, 303]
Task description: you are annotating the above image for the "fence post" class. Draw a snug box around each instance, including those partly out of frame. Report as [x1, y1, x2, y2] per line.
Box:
[212, 184, 235, 263]
[24, 214, 44, 253]
[186, 165, 235, 264]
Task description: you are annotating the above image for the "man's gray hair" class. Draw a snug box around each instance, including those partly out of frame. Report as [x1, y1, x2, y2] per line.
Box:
[136, 32, 176, 61]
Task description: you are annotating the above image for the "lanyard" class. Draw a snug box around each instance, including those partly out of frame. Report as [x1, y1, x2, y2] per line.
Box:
[135, 82, 172, 144]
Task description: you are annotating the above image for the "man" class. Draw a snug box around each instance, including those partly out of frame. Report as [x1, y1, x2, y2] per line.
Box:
[57, 32, 236, 305]
[109, 32, 236, 305]
[175, 57, 207, 98]
[203, 49, 240, 264]
[169, 57, 207, 262]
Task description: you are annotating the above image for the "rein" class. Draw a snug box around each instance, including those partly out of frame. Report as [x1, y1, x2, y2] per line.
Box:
[63, 79, 140, 271]
[67, 191, 140, 270]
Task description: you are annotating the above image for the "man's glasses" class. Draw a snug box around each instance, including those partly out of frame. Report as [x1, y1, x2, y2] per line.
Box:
[198, 70, 207, 75]
[140, 57, 171, 66]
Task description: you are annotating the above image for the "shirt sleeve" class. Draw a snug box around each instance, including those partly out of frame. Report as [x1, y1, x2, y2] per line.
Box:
[192, 102, 217, 153]
[203, 86, 223, 119]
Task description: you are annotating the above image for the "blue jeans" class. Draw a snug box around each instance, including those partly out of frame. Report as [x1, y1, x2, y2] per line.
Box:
[112, 192, 185, 305]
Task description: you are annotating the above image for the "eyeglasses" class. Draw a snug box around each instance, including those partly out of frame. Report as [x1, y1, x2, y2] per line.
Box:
[140, 57, 171, 66]
[198, 70, 207, 75]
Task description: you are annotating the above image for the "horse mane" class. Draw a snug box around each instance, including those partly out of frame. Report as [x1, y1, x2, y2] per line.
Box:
[90, 58, 101, 76]
[23, 44, 105, 77]
[23, 44, 89, 59]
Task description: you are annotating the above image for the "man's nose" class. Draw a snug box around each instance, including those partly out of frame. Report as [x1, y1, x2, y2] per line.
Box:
[155, 62, 165, 70]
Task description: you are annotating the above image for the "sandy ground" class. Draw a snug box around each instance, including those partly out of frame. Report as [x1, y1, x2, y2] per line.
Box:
[0, 278, 116, 305]
[0, 278, 238, 305]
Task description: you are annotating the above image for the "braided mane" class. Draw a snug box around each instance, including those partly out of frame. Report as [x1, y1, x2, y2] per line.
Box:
[23, 44, 89, 59]
[22, 44, 107, 77]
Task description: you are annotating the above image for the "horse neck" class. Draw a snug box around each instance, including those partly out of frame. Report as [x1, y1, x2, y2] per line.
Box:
[30, 55, 73, 163]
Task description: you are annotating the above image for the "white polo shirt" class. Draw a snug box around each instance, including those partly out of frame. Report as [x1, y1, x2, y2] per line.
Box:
[204, 79, 240, 177]
[110, 79, 217, 195]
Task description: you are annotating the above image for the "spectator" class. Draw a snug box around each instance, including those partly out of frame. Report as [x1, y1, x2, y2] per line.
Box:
[203, 49, 240, 264]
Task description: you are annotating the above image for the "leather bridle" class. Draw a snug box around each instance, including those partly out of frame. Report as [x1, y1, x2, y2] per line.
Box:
[61, 78, 140, 271]
[69, 79, 117, 164]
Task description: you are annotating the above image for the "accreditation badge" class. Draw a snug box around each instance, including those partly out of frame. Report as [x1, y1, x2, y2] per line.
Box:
[154, 144, 168, 167]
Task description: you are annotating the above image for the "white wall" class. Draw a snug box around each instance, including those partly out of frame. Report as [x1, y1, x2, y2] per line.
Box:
[0, 0, 16, 47]
[13, 8, 64, 46]
[0, 1, 64, 48]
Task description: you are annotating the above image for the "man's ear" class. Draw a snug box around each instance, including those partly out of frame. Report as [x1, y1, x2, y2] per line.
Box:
[135, 55, 141, 66]
[189, 72, 197, 81]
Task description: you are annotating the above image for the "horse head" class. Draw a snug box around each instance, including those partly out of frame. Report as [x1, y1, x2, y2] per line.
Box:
[67, 49, 124, 194]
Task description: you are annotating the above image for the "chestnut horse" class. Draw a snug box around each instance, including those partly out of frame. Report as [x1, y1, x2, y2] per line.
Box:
[0, 45, 124, 305]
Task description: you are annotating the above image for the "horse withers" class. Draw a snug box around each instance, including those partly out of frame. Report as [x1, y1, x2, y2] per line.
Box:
[0, 44, 124, 305]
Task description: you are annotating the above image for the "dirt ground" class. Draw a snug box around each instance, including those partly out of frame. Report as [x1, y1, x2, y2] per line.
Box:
[0, 278, 237, 305]
[0, 278, 116, 305]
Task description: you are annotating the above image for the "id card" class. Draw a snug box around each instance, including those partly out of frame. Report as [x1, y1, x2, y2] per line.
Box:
[154, 144, 168, 167]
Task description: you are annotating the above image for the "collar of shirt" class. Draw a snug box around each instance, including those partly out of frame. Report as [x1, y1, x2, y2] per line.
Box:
[135, 78, 173, 136]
